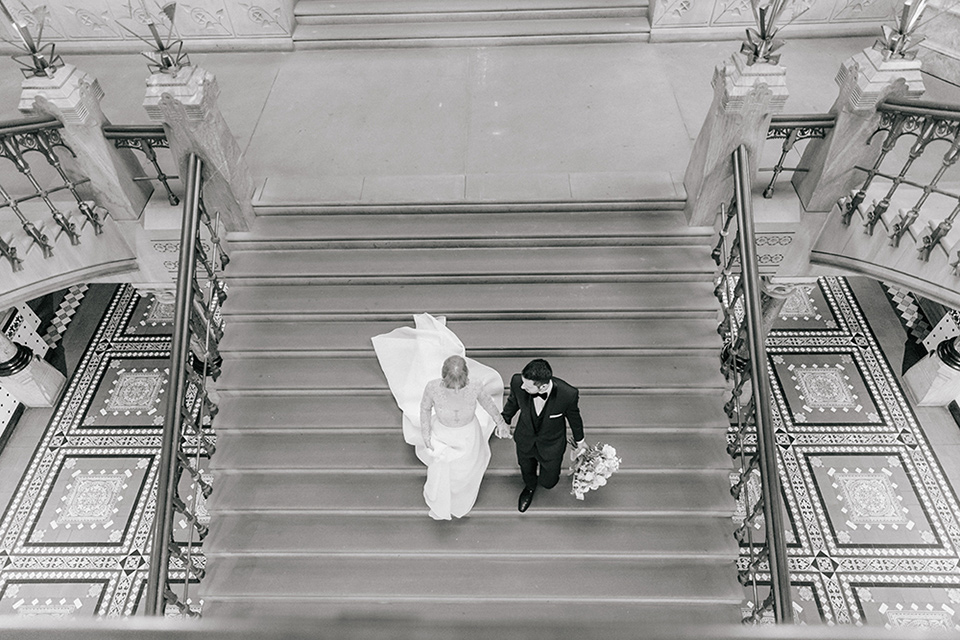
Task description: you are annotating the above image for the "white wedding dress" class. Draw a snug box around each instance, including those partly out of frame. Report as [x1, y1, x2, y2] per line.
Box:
[372, 313, 504, 520]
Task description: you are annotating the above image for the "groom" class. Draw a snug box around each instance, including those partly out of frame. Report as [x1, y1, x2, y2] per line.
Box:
[501, 359, 585, 512]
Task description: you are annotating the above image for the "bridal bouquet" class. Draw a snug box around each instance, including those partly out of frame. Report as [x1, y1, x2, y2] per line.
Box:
[568, 440, 622, 500]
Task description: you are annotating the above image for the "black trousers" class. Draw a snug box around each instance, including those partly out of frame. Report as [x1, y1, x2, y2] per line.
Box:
[518, 450, 562, 490]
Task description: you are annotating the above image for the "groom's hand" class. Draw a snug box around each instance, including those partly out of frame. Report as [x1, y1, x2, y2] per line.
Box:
[495, 423, 511, 439]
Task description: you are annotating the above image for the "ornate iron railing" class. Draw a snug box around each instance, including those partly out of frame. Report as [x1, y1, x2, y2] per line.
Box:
[0, 114, 105, 271]
[762, 114, 835, 199]
[145, 153, 226, 617]
[837, 97, 960, 267]
[713, 145, 792, 624]
[102, 124, 181, 207]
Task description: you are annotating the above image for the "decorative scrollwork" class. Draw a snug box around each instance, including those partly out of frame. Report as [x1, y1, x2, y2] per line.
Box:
[766, 125, 828, 141]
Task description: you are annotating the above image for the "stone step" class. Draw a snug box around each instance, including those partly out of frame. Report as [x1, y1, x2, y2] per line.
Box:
[307, 7, 643, 24]
[200, 599, 742, 625]
[214, 392, 728, 431]
[223, 281, 720, 320]
[226, 245, 714, 285]
[296, 0, 647, 18]
[211, 429, 731, 471]
[228, 210, 710, 249]
[292, 17, 650, 47]
[219, 318, 722, 356]
[215, 354, 727, 394]
[200, 554, 739, 601]
[207, 470, 735, 515]
[205, 512, 735, 556]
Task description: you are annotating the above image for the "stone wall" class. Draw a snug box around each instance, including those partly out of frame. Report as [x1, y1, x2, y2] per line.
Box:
[916, 0, 960, 86]
[0, 0, 296, 53]
[649, 0, 901, 41]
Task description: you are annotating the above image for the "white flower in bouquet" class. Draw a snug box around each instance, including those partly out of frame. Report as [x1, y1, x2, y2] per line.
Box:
[568, 441, 622, 500]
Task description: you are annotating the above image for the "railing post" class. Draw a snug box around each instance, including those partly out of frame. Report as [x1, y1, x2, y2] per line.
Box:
[733, 144, 793, 623]
[145, 153, 203, 616]
[19, 64, 154, 220]
[683, 52, 788, 226]
[792, 47, 925, 211]
[144, 66, 255, 232]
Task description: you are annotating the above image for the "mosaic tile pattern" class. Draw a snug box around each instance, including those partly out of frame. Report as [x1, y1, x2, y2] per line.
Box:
[0, 285, 185, 617]
[737, 277, 960, 626]
[41, 284, 90, 350]
[881, 283, 932, 346]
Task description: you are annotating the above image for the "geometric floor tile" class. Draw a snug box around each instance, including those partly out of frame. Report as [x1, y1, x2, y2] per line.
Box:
[770, 353, 882, 426]
[851, 585, 960, 630]
[26, 455, 153, 548]
[0, 285, 185, 618]
[741, 276, 960, 626]
[774, 281, 840, 331]
[81, 358, 170, 429]
[0, 579, 108, 616]
[806, 453, 939, 548]
[121, 294, 175, 337]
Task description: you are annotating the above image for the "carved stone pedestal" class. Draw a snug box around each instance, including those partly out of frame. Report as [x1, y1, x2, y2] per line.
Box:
[903, 337, 960, 407]
[144, 66, 255, 232]
[0, 332, 65, 408]
[793, 47, 925, 212]
[683, 52, 788, 226]
[20, 63, 153, 220]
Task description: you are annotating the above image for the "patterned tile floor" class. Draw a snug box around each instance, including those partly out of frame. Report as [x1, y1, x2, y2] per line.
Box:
[741, 277, 960, 629]
[0, 285, 174, 617]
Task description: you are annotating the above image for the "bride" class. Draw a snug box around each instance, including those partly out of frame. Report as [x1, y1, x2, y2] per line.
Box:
[372, 314, 510, 520]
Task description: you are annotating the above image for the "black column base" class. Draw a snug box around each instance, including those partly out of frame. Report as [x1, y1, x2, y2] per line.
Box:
[0, 342, 33, 377]
[938, 337, 960, 372]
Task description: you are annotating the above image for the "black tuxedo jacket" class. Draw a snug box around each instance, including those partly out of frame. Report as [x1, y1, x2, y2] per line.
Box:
[501, 374, 584, 463]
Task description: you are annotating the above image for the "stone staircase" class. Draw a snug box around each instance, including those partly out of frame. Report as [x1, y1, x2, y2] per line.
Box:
[200, 201, 742, 623]
[292, 0, 650, 48]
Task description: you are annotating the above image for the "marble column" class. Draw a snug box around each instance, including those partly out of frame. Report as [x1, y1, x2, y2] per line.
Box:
[19, 63, 153, 220]
[903, 336, 960, 406]
[0, 329, 65, 408]
[144, 66, 255, 232]
[792, 47, 925, 212]
[683, 52, 788, 226]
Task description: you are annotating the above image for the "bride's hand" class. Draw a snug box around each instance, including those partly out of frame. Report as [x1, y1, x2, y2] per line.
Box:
[495, 423, 511, 439]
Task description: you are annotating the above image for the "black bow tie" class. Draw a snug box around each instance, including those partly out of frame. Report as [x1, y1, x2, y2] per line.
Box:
[534, 392, 548, 400]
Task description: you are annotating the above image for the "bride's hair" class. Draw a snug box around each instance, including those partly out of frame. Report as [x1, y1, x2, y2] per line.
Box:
[441, 355, 469, 389]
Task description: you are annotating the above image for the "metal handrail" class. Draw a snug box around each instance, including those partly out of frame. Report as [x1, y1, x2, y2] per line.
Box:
[145, 152, 224, 616]
[0, 114, 60, 135]
[762, 113, 835, 198]
[146, 153, 203, 616]
[733, 145, 792, 621]
[769, 113, 837, 128]
[879, 97, 960, 120]
[103, 124, 180, 206]
[715, 145, 792, 623]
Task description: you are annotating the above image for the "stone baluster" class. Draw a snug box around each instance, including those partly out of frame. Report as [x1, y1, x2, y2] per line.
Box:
[683, 52, 788, 226]
[791, 47, 925, 211]
[19, 64, 153, 220]
[144, 66, 255, 232]
[0, 326, 65, 408]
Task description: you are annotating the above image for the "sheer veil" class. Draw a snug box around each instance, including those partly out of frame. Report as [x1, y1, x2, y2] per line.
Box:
[372, 313, 504, 462]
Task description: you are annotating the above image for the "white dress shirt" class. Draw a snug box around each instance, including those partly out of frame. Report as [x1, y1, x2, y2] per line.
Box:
[532, 381, 553, 415]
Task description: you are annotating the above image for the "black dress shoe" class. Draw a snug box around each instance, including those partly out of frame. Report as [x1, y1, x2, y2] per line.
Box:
[518, 487, 535, 513]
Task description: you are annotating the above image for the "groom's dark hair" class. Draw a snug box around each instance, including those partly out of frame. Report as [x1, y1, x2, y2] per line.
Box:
[522, 359, 553, 385]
